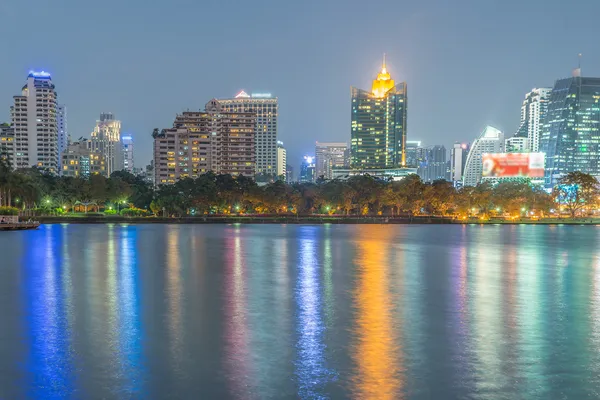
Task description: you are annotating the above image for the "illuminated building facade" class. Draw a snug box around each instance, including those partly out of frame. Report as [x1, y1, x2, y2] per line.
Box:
[277, 141, 286, 178]
[61, 139, 105, 178]
[505, 136, 528, 153]
[315, 141, 348, 179]
[463, 126, 504, 186]
[405, 140, 422, 167]
[218, 91, 278, 177]
[122, 135, 134, 173]
[351, 57, 407, 170]
[154, 99, 256, 185]
[11, 71, 59, 173]
[90, 113, 122, 177]
[540, 71, 600, 187]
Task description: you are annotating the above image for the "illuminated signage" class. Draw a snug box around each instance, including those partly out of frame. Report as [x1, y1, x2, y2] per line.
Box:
[235, 90, 250, 98]
[251, 93, 272, 98]
[28, 71, 51, 78]
[482, 152, 545, 178]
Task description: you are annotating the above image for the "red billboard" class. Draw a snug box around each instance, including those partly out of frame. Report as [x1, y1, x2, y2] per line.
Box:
[482, 153, 544, 178]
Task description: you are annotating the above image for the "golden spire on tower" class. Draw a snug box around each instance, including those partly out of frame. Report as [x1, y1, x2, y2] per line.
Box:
[371, 53, 395, 98]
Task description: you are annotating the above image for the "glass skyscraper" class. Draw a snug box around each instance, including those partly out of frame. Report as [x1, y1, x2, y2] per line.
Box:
[540, 70, 600, 187]
[351, 57, 407, 169]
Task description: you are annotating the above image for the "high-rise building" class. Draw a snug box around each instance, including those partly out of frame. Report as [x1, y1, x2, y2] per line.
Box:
[417, 145, 447, 182]
[277, 141, 286, 178]
[315, 141, 348, 180]
[11, 71, 59, 173]
[218, 91, 278, 177]
[540, 70, 600, 187]
[351, 56, 407, 169]
[57, 104, 68, 167]
[90, 113, 122, 177]
[463, 126, 504, 186]
[0, 123, 15, 168]
[122, 135, 134, 173]
[154, 99, 256, 185]
[450, 142, 470, 186]
[61, 139, 105, 178]
[300, 155, 315, 183]
[513, 88, 551, 152]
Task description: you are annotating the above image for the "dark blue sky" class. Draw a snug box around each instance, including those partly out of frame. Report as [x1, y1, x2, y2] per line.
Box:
[0, 0, 598, 168]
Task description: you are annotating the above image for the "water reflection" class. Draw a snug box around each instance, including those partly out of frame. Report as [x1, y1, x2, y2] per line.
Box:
[3, 224, 600, 398]
[223, 226, 253, 398]
[295, 226, 334, 398]
[351, 226, 402, 399]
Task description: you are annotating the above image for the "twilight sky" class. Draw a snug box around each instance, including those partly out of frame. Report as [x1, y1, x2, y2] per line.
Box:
[0, 0, 599, 169]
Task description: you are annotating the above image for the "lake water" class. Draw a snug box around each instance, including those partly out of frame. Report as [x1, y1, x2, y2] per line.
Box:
[1, 223, 599, 399]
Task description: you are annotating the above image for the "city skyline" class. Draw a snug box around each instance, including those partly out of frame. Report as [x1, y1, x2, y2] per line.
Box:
[1, 0, 599, 169]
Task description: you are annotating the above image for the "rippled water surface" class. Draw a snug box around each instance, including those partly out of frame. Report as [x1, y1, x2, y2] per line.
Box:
[1, 224, 600, 399]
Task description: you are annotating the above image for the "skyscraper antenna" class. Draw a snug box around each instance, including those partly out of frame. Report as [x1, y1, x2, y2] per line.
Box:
[578, 53, 582, 70]
[383, 53, 387, 69]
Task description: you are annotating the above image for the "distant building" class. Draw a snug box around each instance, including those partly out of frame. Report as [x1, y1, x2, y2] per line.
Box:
[154, 99, 256, 185]
[514, 88, 551, 152]
[57, 105, 68, 169]
[315, 141, 348, 180]
[0, 124, 15, 168]
[351, 56, 407, 170]
[122, 135, 134, 173]
[505, 136, 528, 153]
[405, 140, 422, 167]
[61, 139, 105, 178]
[300, 155, 315, 183]
[463, 126, 504, 186]
[90, 113, 122, 177]
[277, 141, 286, 178]
[11, 71, 59, 173]
[540, 69, 600, 187]
[450, 142, 470, 186]
[218, 91, 278, 177]
[417, 145, 447, 182]
[285, 164, 294, 183]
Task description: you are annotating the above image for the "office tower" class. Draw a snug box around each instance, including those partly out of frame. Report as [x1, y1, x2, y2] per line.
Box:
[154, 99, 256, 185]
[300, 155, 315, 183]
[417, 145, 447, 182]
[450, 142, 470, 186]
[540, 69, 600, 187]
[351, 56, 407, 169]
[463, 126, 504, 186]
[122, 135, 134, 173]
[11, 71, 59, 173]
[61, 139, 106, 178]
[277, 141, 286, 178]
[0, 123, 15, 168]
[505, 136, 528, 153]
[218, 91, 278, 177]
[57, 104, 68, 166]
[513, 88, 551, 152]
[315, 141, 348, 180]
[90, 113, 122, 177]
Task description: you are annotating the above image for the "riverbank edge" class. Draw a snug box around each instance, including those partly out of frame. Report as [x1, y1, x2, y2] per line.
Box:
[33, 216, 600, 225]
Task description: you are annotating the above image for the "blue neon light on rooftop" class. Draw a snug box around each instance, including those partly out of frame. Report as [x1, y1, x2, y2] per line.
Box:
[28, 71, 52, 79]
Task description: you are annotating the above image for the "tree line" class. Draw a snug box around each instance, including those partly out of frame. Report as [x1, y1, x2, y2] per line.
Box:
[1, 157, 599, 218]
